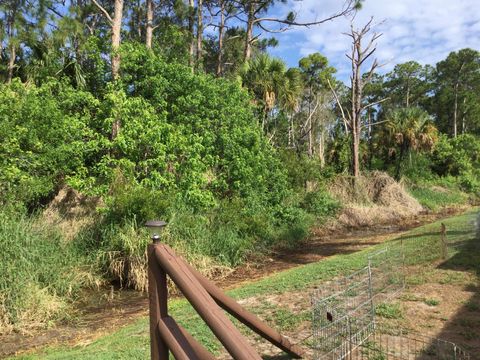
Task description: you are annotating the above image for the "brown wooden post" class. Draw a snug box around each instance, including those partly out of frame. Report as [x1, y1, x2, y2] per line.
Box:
[440, 223, 448, 260]
[148, 242, 169, 360]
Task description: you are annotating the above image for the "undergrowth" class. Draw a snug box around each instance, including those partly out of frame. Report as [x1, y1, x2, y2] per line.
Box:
[0, 212, 99, 333]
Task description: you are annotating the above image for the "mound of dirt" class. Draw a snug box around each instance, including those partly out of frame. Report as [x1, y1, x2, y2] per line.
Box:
[329, 171, 423, 229]
[42, 186, 102, 241]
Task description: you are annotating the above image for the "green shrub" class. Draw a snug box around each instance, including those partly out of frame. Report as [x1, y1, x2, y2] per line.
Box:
[301, 190, 342, 219]
[0, 79, 99, 208]
[375, 303, 403, 319]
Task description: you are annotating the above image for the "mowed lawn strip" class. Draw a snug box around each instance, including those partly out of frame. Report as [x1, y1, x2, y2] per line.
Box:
[13, 209, 478, 360]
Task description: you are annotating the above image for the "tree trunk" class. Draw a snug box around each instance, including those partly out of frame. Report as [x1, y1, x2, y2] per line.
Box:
[196, 0, 203, 68]
[188, 0, 195, 68]
[111, 0, 124, 81]
[352, 128, 360, 178]
[7, 44, 16, 84]
[216, 0, 225, 76]
[136, 0, 142, 39]
[351, 44, 362, 178]
[406, 80, 410, 107]
[6, 10, 16, 84]
[146, 0, 154, 49]
[453, 82, 458, 137]
[0, 23, 4, 64]
[244, 2, 254, 62]
[111, 0, 124, 140]
[395, 143, 406, 180]
[307, 87, 313, 157]
[318, 131, 325, 168]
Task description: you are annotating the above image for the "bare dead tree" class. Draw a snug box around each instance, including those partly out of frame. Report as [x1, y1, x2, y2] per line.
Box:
[328, 18, 388, 179]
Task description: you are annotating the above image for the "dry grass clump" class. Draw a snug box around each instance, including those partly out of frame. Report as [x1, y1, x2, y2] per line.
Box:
[104, 244, 233, 294]
[98, 223, 232, 293]
[329, 171, 423, 228]
[42, 186, 102, 241]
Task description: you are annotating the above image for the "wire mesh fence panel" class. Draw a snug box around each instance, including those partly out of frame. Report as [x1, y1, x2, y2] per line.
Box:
[312, 266, 375, 359]
[311, 244, 472, 360]
[353, 327, 472, 360]
[368, 245, 406, 304]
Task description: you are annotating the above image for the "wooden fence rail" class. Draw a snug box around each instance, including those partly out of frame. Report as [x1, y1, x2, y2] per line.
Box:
[147, 228, 305, 360]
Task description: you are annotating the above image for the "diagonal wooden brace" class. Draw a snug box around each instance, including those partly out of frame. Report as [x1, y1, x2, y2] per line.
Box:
[181, 259, 305, 358]
[155, 244, 263, 360]
[157, 316, 216, 360]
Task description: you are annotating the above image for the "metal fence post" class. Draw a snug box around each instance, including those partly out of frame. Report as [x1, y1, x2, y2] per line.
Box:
[440, 223, 448, 260]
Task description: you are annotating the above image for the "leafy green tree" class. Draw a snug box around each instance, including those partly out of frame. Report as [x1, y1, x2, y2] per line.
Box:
[384, 61, 434, 108]
[241, 53, 287, 129]
[434, 48, 480, 137]
[298, 52, 336, 159]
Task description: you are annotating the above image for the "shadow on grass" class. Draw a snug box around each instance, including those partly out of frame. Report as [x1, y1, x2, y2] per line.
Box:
[424, 225, 480, 357]
[262, 354, 295, 359]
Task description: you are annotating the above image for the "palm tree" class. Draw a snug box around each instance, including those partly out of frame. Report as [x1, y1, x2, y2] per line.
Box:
[278, 68, 303, 148]
[241, 54, 287, 130]
[386, 107, 438, 179]
[241, 54, 304, 148]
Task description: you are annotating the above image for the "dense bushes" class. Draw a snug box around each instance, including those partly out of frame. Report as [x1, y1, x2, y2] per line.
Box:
[429, 134, 480, 193]
[0, 80, 99, 209]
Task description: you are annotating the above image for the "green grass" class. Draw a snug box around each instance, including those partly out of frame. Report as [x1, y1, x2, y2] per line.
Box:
[12, 209, 479, 360]
[424, 298, 440, 306]
[409, 186, 468, 211]
[0, 212, 97, 332]
[375, 303, 404, 319]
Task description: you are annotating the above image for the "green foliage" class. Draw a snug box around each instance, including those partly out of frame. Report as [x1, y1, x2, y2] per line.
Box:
[424, 298, 440, 306]
[383, 107, 438, 179]
[301, 190, 341, 219]
[409, 186, 468, 211]
[0, 79, 100, 209]
[430, 134, 480, 193]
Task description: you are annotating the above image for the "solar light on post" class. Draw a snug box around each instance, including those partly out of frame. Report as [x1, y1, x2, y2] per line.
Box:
[145, 220, 167, 243]
[145, 220, 168, 360]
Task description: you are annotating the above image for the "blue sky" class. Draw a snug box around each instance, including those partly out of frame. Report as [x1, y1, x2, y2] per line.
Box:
[264, 0, 480, 81]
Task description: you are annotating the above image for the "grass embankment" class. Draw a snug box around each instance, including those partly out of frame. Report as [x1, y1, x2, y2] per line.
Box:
[408, 185, 470, 211]
[13, 209, 479, 359]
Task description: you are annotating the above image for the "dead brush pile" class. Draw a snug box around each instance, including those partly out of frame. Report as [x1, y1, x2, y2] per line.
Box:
[42, 186, 102, 241]
[328, 171, 423, 228]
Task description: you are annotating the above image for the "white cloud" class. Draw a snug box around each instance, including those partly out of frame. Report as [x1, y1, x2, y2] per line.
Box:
[269, 0, 480, 82]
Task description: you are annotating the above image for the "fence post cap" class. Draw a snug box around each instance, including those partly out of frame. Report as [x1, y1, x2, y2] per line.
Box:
[145, 220, 167, 243]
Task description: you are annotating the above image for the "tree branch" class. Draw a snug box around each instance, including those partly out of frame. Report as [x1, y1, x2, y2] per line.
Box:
[361, 97, 389, 112]
[327, 79, 351, 132]
[92, 0, 113, 24]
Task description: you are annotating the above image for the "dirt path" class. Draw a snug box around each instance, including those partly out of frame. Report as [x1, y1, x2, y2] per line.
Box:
[0, 207, 467, 358]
